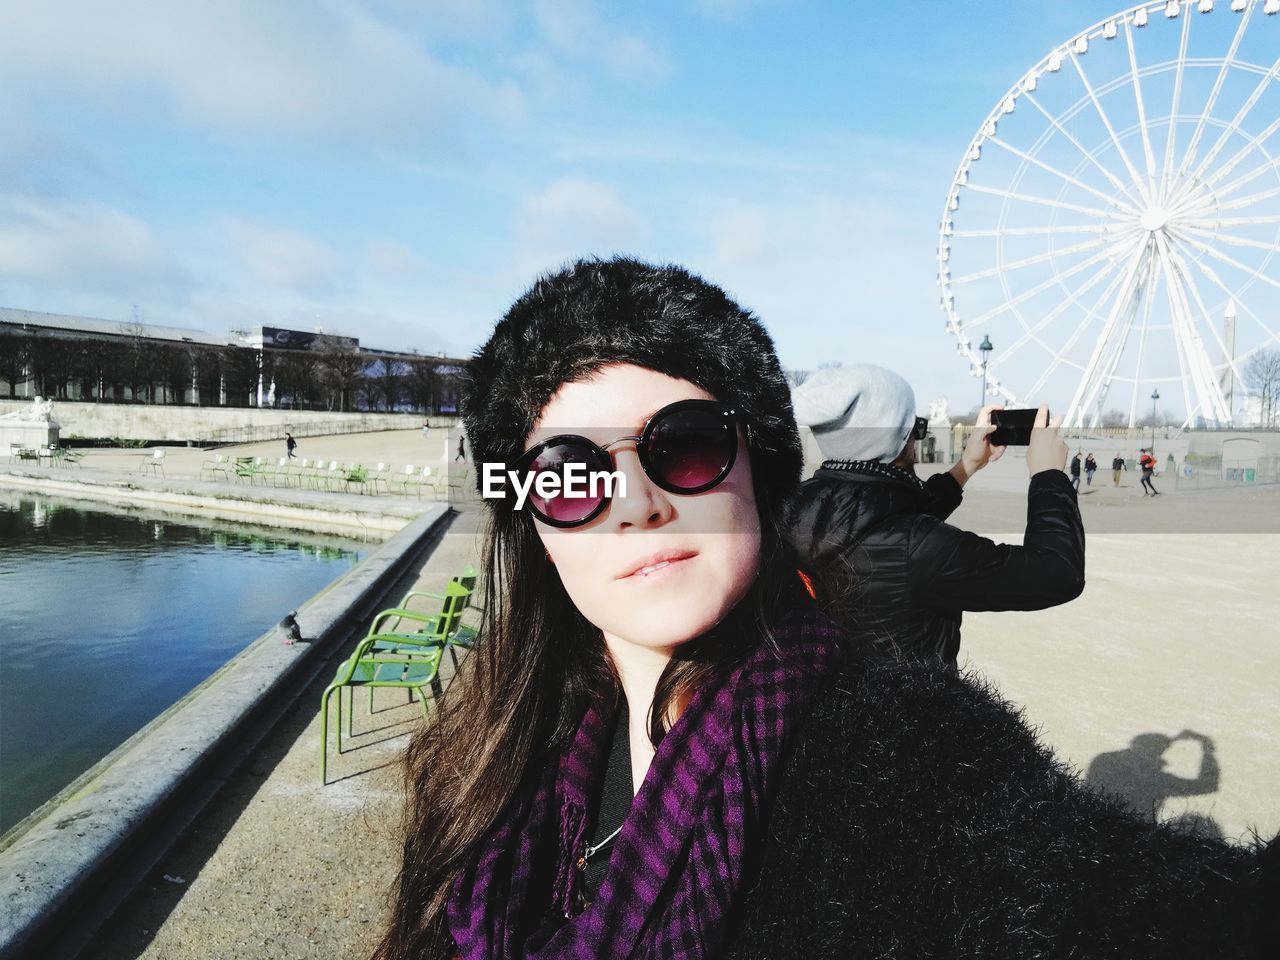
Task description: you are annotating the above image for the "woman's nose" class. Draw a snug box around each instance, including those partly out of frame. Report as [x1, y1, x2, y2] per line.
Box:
[607, 447, 674, 529]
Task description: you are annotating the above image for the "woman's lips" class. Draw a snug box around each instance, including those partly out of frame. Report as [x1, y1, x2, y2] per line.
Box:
[621, 554, 696, 582]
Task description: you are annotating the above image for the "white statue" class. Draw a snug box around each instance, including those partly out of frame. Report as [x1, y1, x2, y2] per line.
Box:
[928, 397, 950, 424]
[0, 396, 56, 423]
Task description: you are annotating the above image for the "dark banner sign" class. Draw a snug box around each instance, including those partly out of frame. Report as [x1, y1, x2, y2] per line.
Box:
[262, 327, 358, 351]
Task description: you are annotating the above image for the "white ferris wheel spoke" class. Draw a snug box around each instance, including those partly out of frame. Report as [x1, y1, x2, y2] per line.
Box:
[1023, 260, 1139, 403]
[1124, 18, 1158, 186]
[1066, 239, 1154, 425]
[950, 236, 1111, 286]
[964, 183, 1130, 221]
[1173, 0, 1254, 185]
[1154, 234, 1232, 424]
[1211, 182, 1280, 213]
[1178, 225, 1280, 255]
[1197, 114, 1280, 192]
[1185, 54, 1280, 189]
[1196, 148, 1280, 209]
[1169, 234, 1280, 352]
[987, 136, 1141, 215]
[1179, 214, 1280, 227]
[1126, 259, 1162, 429]
[1025, 245, 1145, 406]
[990, 257, 1128, 368]
[1161, 235, 1251, 401]
[1160, 7, 1194, 203]
[965, 240, 1137, 328]
[1020, 90, 1147, 209]
[951, 224, 1117, 238]
[1172, 229, 1280, 292]
[1153, 239, 1197, 422]
[1068, 51, 1152, 205]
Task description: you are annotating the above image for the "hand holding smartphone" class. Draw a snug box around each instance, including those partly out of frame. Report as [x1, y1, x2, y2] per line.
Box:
[988, 407, 1046, 447]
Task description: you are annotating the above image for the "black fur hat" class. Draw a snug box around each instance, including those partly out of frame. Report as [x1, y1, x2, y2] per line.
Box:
[461, 257, 801, 512]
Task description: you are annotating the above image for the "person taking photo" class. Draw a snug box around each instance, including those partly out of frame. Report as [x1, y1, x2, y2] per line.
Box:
[787, 365, 1084, 668]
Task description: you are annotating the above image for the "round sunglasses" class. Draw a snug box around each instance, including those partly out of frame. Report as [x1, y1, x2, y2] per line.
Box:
[513, 399, 741, 528]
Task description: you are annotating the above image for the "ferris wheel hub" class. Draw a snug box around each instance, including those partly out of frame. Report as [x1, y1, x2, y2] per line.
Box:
[1140, 207, 1171, 232]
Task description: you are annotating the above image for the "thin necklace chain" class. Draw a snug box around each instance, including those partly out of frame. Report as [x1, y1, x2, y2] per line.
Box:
[583, 824, 623, 863]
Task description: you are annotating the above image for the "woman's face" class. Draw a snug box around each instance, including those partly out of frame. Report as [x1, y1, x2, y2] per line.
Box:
[527, 363, 762, 654]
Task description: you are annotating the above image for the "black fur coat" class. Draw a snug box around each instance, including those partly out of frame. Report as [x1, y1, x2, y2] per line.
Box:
[720, 661, 1277, 959]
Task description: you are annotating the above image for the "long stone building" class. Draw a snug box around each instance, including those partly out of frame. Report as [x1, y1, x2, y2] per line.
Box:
[0, 306, 467, 414]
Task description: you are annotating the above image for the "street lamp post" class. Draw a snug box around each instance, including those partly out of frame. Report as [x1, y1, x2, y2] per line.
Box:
[1150, 388, 1160, 457]
[979, 335, 993, 412]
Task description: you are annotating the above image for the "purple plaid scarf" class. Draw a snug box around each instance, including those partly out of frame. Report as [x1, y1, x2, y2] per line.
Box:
[447, 603, 844, 960]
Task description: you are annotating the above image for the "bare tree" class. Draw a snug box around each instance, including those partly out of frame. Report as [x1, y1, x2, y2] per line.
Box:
[0, 334, 32, 398]
[404, 359, 441, 413]
[1101, 409, 1128, 427]
[1245, 348, 1280, 427]
[1136, 408, 1178, 429]
[372, 357, 405, 411]
[315, 335, 365, 412]
[272, 350, 318, 409]
[219, 345, 260, 407]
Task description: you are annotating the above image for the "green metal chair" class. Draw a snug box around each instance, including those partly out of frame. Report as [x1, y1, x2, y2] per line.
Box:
[199, 453, 230, 481]
[367, 578, 471, 657]
[319, 637, 443, 784]
[344, 463, 371, 494]
[382, 569, 480, 669]
[233, 456, 258, 484]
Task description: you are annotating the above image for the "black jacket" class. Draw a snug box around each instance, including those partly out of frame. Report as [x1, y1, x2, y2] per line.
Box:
[786, 462, 1085, 667]
[723, 660, 1277, 959]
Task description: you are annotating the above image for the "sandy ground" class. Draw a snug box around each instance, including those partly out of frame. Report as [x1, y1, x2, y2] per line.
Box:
[61, 433, 1279, 959]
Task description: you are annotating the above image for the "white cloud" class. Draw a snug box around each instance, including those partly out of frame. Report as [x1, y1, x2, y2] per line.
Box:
[221, 219, 345, 295]
[364, 239, 430, 282]
[512, 177, 648, 277]
[0, 196, 176, 290]
[690, 188, 959, 403]
[0, 1, 524, 142]
[532, 0, 671, 81]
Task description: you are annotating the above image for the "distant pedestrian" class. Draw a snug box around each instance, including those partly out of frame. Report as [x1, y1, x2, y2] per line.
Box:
[1139, 448, 1159, 496]
[1112, 454, 1126, 486]
[1070, 453, 1082, 490]
[455, 433, 467, 461]
[422, 420, 431, 442]
[1084, 453, 1097, 486]
[285, 432, 297, 459]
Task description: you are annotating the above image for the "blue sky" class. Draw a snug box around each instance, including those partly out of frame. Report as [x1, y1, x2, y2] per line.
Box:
[0, 1, 1188, 411]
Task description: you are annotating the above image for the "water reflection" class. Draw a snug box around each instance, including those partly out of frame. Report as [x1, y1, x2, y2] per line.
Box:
[0, 493, 362, 836]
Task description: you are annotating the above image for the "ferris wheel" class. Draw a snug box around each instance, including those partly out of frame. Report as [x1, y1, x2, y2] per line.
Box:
[938, 0, 1280, 428]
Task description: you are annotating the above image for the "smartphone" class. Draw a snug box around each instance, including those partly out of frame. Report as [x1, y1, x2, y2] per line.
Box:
[988, 407, 1044, 446]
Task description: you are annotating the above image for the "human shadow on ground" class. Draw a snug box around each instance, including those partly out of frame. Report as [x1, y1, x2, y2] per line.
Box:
[1085, 730, 1224, 839]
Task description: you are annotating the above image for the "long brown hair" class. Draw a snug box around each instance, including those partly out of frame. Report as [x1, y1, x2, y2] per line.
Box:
[370, 467, 804, 960]
[373, 258, 806, 959]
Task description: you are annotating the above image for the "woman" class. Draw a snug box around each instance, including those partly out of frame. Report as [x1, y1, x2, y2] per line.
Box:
[373, 258, 1274, 960]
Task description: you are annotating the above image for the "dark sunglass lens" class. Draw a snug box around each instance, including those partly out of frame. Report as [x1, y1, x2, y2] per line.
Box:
[647, 405, 735, 492]
[525, 442, 609, 525]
